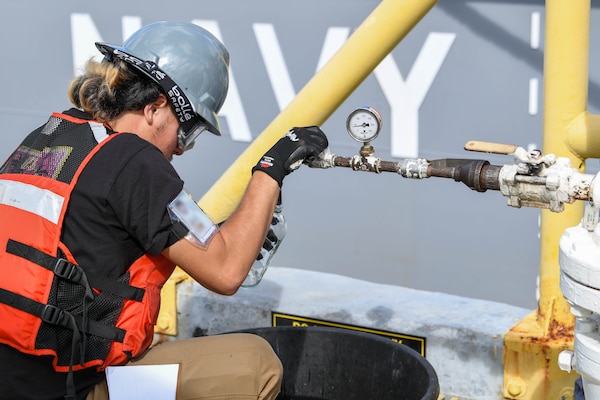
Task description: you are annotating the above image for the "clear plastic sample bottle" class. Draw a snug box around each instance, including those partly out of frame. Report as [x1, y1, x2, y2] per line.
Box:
[242, 203, 287, 287]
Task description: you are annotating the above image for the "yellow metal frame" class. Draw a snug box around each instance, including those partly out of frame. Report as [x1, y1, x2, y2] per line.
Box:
[158, 1, 600, 399]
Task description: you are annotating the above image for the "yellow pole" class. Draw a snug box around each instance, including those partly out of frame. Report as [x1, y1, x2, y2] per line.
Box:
[503, 1, 590, 398]
[198, 0, 438, 222]
[538, 0, 588, 331]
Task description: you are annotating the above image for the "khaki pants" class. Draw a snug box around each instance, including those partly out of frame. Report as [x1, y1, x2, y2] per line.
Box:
[86, 333, 283, 400]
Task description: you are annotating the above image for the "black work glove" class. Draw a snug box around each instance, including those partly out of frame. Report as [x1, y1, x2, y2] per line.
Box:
[252, 126, 329, 187]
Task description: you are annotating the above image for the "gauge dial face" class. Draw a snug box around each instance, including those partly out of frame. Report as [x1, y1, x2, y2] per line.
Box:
[346, 107, 382, 142]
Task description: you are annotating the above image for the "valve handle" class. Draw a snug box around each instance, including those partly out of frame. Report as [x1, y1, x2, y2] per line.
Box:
[464, 140, 518, 155]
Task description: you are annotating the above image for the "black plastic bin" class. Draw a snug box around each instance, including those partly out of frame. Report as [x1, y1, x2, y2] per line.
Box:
[238, 326, 440, 400]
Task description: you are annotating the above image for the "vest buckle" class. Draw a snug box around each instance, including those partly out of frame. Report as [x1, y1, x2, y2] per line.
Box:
[41, 304, 67, 326]
[54, 258, 81, 282]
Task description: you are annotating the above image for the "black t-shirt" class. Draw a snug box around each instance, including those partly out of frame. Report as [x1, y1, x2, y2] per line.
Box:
[0, 113, 185, 400]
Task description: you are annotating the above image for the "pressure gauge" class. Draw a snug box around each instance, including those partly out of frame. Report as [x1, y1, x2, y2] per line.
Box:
[346, 106, 382, 143]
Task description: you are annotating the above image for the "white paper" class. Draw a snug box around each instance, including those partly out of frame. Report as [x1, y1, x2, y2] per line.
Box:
[105, 364, 179, 400]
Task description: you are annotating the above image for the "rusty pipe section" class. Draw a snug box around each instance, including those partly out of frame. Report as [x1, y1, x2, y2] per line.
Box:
[311, 148, 430, 178]
[311, 148, 502, 190]
[309, 148, 599, 212]
[429, 159, 502, 192]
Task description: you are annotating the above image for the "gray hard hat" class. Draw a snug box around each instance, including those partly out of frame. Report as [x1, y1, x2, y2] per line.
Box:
[96, 21, 229, 137]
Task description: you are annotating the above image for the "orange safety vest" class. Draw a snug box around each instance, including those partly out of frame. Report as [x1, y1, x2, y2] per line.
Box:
[0, 112, 176, 375]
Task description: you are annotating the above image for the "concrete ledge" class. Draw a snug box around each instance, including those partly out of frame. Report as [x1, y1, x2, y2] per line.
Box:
[174, 267, 530, 399]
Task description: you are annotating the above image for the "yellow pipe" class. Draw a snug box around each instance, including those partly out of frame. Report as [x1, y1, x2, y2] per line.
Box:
[503, 0, 590, 398]
[566, 112, 600, 159]
[538, 0, 588, 330]
[198, 0, 438, 222]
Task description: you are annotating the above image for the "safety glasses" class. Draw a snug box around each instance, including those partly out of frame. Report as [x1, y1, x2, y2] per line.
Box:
[177, 119, 208, 152]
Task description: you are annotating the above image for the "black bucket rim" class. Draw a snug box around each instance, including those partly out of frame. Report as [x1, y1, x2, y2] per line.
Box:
[232, 325, 440, 400]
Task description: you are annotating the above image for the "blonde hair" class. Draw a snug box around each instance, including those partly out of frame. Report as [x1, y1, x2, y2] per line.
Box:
[68, 58, 161, 123]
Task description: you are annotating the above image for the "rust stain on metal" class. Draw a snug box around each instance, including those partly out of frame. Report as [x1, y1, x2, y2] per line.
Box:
[571, 183, 590, 201]
[547, 319, 574, 342]
[508, 321, 573, 345]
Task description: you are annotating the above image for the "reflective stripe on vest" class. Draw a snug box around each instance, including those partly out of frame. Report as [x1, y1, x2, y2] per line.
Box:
[0, 179, 64, 224]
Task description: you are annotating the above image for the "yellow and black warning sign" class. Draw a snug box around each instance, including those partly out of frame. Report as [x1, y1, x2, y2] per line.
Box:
[272, 311, 426, 357]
